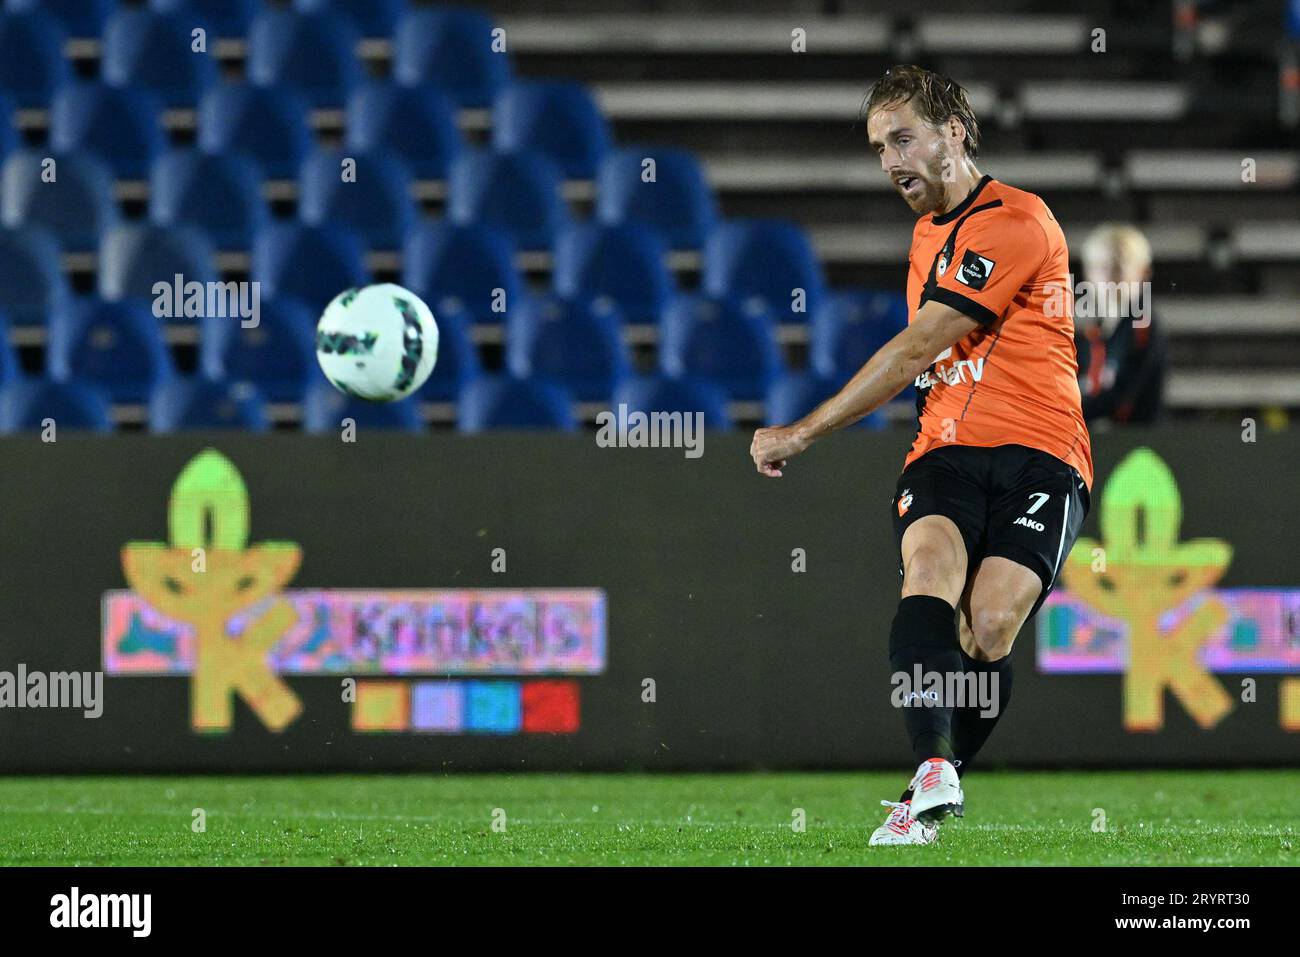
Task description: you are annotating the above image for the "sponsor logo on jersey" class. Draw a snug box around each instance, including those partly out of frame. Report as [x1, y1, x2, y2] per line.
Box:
[914, 357, 986, 390]
[898, 489, 913, 517]
[955, 250, 996, 290]
[1014, 516, 1045, 532]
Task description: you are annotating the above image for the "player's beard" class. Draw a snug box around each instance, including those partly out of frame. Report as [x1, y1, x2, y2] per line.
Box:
[897, 150, 951, 215]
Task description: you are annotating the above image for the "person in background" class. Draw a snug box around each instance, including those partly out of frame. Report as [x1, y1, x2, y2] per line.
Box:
[1075, 224, 1167, 425]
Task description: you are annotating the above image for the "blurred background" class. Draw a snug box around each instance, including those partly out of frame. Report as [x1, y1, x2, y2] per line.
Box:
[0, 0, 1296, 435]
[0, 1, 1299, 777]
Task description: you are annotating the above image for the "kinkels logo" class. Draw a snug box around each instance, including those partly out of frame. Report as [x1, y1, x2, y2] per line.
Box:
[120, 449, 303, 732]
[107, 450, 607, 735]
[1041, 448, 1300, 732]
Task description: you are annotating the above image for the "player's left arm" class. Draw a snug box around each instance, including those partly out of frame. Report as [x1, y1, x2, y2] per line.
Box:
[749, 301, 977, 477]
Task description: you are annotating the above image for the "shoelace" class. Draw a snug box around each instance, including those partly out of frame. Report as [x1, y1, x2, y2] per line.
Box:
[880, 800, 912, 835]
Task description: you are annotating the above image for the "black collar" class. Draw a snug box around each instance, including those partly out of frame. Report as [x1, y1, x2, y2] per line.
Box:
[931, 174, 993, 225]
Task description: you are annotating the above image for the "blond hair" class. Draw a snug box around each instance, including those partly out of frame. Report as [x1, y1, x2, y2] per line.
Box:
[863, 65, 981, 159]
[1083, 224, 1152, 274]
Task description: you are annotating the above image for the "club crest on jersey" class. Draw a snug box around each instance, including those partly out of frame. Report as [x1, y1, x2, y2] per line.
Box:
[897, 489, 913, 517]
[936, 250, 950, 276]
[955, 250, 995, 290]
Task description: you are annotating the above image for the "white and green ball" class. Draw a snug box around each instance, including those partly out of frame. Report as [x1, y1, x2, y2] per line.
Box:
[315, 283, 439, 402]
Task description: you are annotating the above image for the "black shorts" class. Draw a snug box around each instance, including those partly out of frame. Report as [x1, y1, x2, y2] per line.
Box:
[890, 444, 1090, 619]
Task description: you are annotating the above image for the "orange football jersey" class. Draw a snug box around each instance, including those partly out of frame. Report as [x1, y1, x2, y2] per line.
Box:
[904, 175, 1093, 488]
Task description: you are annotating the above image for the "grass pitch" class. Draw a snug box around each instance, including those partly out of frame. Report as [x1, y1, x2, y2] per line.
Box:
[0, 770, 1295, 866]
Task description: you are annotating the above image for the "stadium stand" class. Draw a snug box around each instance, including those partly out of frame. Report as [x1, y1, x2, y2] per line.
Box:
[101, 8, 218, 107]
[401, 220, 522, 325]
[457, 374, 577, 431]
[2, 150, 119, 252]
[505, 293, 630, 402]
[199, 295, 317, 402]
[552, 221, 674, 325]
[0, 378, 112, 432]
[246, 8, 361, 108]
[303, 377, 424, 431]
[0, 13, 68, 109]
[147, 376, 270, 431]
[197, 83, 315, 181]
[613, 374, 734, 430]
[344, 82, 464, 179]
[47, 297, 174, 402]
[297, 148, 416, 248]
[0, 0, 1293, 432]
[392, 7, 512, 108]
[659, 294, 783, 402]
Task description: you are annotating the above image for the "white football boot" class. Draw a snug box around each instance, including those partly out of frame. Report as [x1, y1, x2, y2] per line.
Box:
[907, 757, 964, 824]
[868, 800, 938, 846]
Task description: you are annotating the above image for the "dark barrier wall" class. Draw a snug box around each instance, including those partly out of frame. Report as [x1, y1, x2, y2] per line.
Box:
[1, 428, 1297, 771]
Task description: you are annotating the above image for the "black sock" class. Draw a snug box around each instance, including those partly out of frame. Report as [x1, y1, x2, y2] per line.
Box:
[950, 647, 1013, 776]
[888, 594, 961, 768]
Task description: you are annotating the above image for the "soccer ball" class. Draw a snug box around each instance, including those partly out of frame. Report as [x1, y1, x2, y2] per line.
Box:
[315, 283, 439, 402]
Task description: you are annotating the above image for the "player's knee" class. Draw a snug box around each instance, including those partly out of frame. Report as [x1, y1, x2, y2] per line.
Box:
[970, 605, 1024, 660]
[901, 547, 963, 605]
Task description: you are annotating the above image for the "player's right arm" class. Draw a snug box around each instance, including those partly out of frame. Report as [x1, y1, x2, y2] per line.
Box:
[749, 301, 977, 477]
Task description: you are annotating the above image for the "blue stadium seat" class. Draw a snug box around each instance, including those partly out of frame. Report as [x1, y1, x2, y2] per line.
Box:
[417, 300, 480, 402]
[0, 309, 20, 385]
[47, 298, 174, 403]
[198, 84, 314, 180]
[658, 295, 782, 401]
[0, 226, 69, 325]
[0, 379, 112, 433]
[552, 222, 672, 326]
[149, 0, 259, 38]
[457, 375, 576, 432]
[0, 93, 17, 161]
[447, 151, 568, 251]
[402, 221, 521, 326]
[149, 150, 269, 251]
[252, 223, 369, 308]
[506, 295, 629, 402]
[102, 9, 218, 108]
[302, 380, 425, 433]
[492, 81, 611, 180]
[596, 148, 718, 250]
[5, 0, 112, 37]
[0, 12, 68, 109]
[49, 83, 165, 179]
[247, 9, 361, 109]
[611, 374, 732, 430]
[393, 8, 511, 109]
[200, 296, 316, 403]
[810, 289, 908, 381]
[766, 371, 884, 430]
[1, 151, 118, 252]
[294, 0, 407, 37]
[703, 220, 827, 322]
[345, 82, 463, 180]
[98, 224, 218, 304]
[149, 378, 269, 432]
[297, 149, 415, 249]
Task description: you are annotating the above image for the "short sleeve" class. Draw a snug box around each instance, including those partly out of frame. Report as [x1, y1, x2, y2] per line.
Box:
[922, 207, 1048, 326]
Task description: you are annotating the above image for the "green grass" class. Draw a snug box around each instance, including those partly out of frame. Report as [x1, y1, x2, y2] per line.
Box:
[0, 770, 1296, 866]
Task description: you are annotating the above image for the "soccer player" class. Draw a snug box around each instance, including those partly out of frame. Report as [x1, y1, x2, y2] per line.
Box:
[749, 65, 1092, 845]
